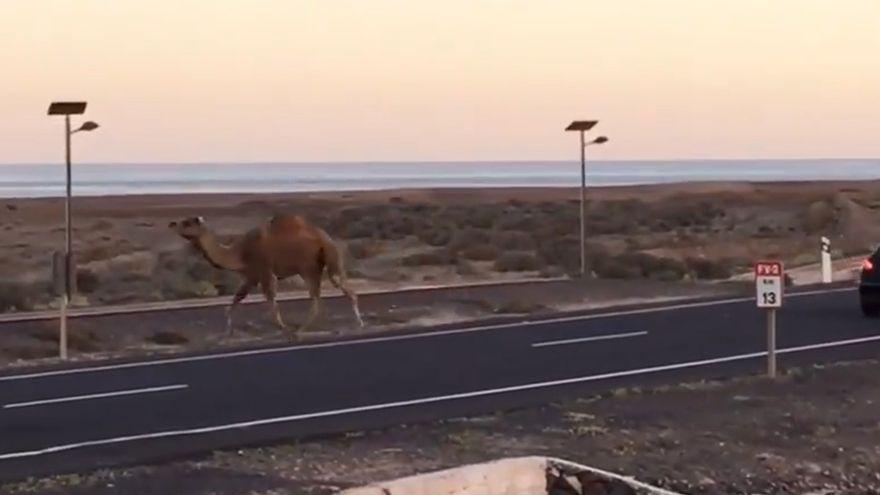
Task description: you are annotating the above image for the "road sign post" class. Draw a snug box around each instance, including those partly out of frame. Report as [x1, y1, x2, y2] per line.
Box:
[755, 261, 783, 378]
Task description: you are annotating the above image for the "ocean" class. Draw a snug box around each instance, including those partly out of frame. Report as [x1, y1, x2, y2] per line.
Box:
[0, 159, 878, 199]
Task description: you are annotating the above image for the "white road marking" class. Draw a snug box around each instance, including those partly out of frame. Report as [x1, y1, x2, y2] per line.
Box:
[2, 385, 188, 410]
[0, 331, 876, 461]
[532, 331, 648, 348]
[0, 286, 856, 383]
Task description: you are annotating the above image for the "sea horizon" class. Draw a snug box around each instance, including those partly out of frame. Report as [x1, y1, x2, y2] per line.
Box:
[1, 158, 878, 199]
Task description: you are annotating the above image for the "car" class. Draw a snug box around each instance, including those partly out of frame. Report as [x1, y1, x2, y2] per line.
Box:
[859, 249, 880, 317]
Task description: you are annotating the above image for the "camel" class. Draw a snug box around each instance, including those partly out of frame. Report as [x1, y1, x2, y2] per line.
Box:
[168, 214, 364, 337]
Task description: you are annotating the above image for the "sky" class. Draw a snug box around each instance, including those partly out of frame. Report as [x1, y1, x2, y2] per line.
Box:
[1, 0, 878, 164]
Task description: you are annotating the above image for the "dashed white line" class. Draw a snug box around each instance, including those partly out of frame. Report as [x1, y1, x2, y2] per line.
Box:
[532, 331, 648, 348]
[0, 287, 855, 383]
[0, 331, 877, 461]
[3, 385, 189, 410]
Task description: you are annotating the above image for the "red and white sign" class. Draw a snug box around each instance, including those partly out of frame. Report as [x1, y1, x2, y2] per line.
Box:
[755, 261, 783, 308]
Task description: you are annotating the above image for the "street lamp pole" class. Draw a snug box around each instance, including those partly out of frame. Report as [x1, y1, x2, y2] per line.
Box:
[565, 120, 608, 278]
[579, 129, 586, 278]
[48, 101, 98, 359]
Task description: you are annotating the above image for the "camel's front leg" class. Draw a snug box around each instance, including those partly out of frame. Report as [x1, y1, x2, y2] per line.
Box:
[300, 274, 322, 332]
[226, 280, 254, 336]
[260, 273, 291, 336]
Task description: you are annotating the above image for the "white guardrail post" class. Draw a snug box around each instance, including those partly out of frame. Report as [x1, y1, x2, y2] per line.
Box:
[821, 236, 832, 284]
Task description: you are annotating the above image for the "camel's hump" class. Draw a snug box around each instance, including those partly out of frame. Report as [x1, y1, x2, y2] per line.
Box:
[268, 214, 312, 232]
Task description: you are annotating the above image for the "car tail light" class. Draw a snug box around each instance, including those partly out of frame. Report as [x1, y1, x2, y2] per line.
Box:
[863, 259, 874, 271]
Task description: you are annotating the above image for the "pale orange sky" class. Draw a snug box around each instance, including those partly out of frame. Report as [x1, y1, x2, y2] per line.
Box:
[2, 0, 878, 163]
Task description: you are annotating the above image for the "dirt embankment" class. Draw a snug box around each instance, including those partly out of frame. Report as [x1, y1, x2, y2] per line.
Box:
[3, 359, 879, 495]
[1, 181, 878, 314]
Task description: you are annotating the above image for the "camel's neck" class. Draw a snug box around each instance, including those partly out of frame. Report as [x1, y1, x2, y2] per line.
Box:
[192, 233, 245, 272]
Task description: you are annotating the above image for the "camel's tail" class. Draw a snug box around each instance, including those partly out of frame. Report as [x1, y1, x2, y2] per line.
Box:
[316, 229, 346, 283]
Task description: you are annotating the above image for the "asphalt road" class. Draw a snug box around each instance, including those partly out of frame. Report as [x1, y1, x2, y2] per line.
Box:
[0, 285, 876, 481]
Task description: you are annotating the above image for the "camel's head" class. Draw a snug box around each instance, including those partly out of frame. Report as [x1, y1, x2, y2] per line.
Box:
[168, 216, 207, 241]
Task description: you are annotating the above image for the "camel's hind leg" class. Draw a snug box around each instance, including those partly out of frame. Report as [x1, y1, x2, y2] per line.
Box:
[300, 273, 322, 332]
[260, 273, 291, 335]
[329, 274, 364, 328]
[226, 280, 254, 336]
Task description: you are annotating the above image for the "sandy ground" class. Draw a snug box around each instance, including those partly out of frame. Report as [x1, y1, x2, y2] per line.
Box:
[1, 181, 878, 314]
[3, 359, 879, 494]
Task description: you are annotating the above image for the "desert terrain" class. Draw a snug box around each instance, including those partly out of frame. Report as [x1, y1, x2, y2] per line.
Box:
[0, 181, 877, 316]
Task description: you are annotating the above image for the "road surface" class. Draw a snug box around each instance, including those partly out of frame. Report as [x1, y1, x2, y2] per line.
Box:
[0, 285, 875, 481]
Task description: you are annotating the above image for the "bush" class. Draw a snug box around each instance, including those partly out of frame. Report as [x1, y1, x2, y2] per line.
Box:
[455, 259, 479, 276]
[0, 281, 37, 312]
[186, 258, 215, 281]
[148, 331, 190, 345]
[495, 213, 540, 232]
[537, 238, 609, 275]
[495, 299, 546, 314]
[347, 240, 380, 260]
[418, 226, 453, 247]
[401, 250, 453, 267]
[493, 231, 536, 251]
[494, 252, 543, 272]
[76, 269, 100, 294]
[462, 244, 500, 261]
[686, 257, 733, 280]
[338, 218, 377, 239]
[160, 273, 219, 299]
[593, 258, 642, 279]
[448, 229, 492, 253]
[462, 207, 499, 229]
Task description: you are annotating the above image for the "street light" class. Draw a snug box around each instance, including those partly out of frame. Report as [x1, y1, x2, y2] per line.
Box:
[565, 120, 609, 278]
[47, 101, 99, 359]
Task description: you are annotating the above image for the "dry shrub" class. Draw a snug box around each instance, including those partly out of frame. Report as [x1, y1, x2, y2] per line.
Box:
[537, 237, 610, 275]
[493, 231, 536, 251]
[148, 331, 190, 345]
[495, 212, 540, 232]
[336, 218, 376, 239]
[79, 239, 137, 263]
[455, 259, 479, 276]
[76, 269, 100, 294]
[494, 252, 543, 272]
[462, 244, 500, 262]
[448, 229, 492, 253]
[495, 299, 546, 314]
[462, 207, 498, 229]
[30, 328, 101, 352]
[401, 250, 453, 267]
[418, 225, 453, 247]
[685, 257, 733, 280]
[346, 240, 381, 260]
[89, 220, 114, 232]
[592, 252, 687, 280]
[0, 281, 38, 312]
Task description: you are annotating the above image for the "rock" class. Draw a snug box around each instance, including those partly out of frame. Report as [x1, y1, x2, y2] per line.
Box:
[797, 462, 823, 475]
[756, 452, 787, 472]
[697, 475, 717, 487]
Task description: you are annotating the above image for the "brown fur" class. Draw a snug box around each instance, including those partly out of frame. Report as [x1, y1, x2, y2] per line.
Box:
[169, 214, 363, 337]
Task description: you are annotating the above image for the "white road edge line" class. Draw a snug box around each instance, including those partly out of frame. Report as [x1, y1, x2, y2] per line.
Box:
[0, 332, 876, 461]
[532, 331, 648, 348]
[0, 286, 856, 383]
[2, 385, 189, 410]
